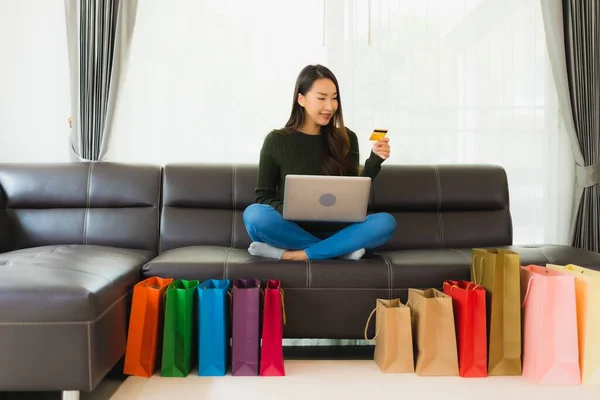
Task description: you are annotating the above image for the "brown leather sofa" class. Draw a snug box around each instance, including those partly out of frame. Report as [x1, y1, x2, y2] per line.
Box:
[144, 164, 600, 339]
[1, 162, 600, 398]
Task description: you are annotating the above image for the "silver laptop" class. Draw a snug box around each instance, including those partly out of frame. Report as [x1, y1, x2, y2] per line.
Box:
[282, 175, 372, 223]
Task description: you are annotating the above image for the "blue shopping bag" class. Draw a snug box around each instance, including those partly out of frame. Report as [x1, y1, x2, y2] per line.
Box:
[198, 279, 231, 376]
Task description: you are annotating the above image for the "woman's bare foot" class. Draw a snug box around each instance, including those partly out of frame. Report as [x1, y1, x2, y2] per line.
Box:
[281, 250, 308, 261]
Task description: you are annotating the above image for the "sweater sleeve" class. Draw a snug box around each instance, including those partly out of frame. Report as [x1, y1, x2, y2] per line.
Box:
[346, 128, 385, 180]
[254, 132, 284, 212]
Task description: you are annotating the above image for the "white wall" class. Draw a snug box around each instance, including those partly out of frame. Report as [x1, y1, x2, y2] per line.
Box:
[0, 0, 70, 162]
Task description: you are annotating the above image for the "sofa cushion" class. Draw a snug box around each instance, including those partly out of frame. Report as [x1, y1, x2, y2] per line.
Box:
[377, 249, 472, 289]
[143, 246, 307, 287]
[143, 245, 390, 290]
[0, 245, 152, 322]
[379, 244, 600, 289]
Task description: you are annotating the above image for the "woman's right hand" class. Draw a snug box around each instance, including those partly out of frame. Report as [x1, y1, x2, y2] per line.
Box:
[372, 137, 390, 160]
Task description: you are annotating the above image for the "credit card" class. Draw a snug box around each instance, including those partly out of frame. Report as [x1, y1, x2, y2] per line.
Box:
[369, 129, 388, 141]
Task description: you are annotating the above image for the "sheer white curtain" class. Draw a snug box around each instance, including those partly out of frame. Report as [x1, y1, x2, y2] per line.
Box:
[109, 0, 572, 246]
[108, 0, 326, 164]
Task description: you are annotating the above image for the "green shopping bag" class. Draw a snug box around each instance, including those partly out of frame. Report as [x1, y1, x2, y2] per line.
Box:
[161, 279, 199, 377]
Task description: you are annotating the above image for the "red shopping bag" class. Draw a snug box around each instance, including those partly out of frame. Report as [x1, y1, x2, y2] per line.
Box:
[259, 280, 286, 376]
[443, 280, 487, 377]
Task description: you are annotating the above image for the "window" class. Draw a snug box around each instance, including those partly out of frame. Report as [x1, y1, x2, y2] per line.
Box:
[109, 0, 572, 245]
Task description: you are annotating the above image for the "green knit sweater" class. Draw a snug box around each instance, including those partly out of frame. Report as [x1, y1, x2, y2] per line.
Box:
[255, 128, 385, 213]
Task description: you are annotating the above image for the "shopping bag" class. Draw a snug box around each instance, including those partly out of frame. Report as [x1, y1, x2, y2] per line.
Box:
[443, 280, 487, 377]
[231, 278, 261, 376]
[364, 298, 414, 373]
[161, 279, 199, 377]
[124, 277, 173, 377]
[471, 248, 521, 375]
[408, 288, 459, 376]
[547, 263, 600, 384]
[520, 265, 580, 385]
[198, 279, 231, 376]
[259, 279, 286, 376]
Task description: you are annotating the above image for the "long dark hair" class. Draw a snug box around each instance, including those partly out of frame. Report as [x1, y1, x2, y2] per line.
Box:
[284, 64, 351, 176]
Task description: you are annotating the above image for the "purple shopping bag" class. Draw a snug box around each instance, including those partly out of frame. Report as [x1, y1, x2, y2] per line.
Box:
[231, 278, 261, 376]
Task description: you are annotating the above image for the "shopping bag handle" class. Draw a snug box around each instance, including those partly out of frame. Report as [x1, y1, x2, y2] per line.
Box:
[280, 289, 287, 326]
[521, 277, 534, 307]
[405, 297, 417, 308]
[228, 291, 233, 322]
[258, 288, 287, 326]
[363, 307, 380, 341]
[471, 254, 486, 285]
[443, 281, 481, 292]
[443, 281, 459, 292]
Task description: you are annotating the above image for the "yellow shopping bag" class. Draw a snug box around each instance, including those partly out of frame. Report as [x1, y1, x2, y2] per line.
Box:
[471, 249, 521, 375]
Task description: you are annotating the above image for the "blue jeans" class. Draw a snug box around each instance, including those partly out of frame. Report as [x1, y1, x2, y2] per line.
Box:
[242, 203, 397, 260]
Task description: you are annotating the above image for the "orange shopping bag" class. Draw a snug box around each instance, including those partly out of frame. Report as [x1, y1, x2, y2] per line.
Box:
[124, 276, 173, 377]
[521, 265, 580, 385]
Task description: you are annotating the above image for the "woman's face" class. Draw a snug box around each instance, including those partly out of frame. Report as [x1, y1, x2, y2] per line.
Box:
[298, 78, 338, 129]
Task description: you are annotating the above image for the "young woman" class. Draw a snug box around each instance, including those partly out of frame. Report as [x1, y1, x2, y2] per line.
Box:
[243, 64, 396, 261]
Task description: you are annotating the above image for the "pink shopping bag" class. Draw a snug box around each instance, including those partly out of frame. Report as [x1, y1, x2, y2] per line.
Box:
[547, 263, 600, 384]
[520, 265, 580, 385]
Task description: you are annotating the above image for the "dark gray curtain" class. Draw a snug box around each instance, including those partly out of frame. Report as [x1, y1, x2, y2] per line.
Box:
[564, 1, 600, 251]
[80, 0, 117, 160]
[65, 0, 138, 161]
[542, 0, 600, 252]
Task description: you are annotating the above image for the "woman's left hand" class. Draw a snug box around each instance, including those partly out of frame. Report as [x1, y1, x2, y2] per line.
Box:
[373, 136, 391, 160]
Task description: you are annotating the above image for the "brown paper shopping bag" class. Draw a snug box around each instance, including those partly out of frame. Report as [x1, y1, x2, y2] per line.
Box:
[471, 248, 521, 376]
[407, 288, 459, 376]
[547, 264, 600, 385]
[364, 298, 414, 373]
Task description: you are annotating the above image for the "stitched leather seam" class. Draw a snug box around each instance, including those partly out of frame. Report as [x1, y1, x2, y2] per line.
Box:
[1, 262, 112, 281]
[83, 163, 93, 245]
[6, 246, 65, 265]
[451, 248, 471, 264]
[87, 321, 92, 390]
[231, 164, 236, 248]
[375, 251, 393, 299]
[433, 165, 444, 248]
[224, 247, 233, 279]
[306, 258, 311, 288]
[156, 167, 163, 254]
[536, 247, 554, 264]
[5, 249, 147, 269]
[57, 245, 149, 262]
